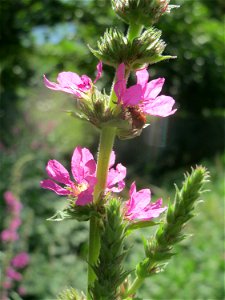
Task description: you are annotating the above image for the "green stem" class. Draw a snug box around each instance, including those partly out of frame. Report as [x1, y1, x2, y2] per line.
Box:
[93, 126, 116, 204]
[87, 126, 116, 299]
[123, 276, 144, 298]
[87, 22, 143, 299]
[127, 23, 143, 42]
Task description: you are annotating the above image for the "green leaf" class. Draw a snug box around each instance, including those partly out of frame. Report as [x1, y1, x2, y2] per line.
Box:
[126, 220, 160, 235]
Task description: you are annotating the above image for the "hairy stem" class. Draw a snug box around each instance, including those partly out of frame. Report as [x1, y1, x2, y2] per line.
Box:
[87, 22, 143, 299]
[93, 126, 116, 204]
[87, 127, 116, 299]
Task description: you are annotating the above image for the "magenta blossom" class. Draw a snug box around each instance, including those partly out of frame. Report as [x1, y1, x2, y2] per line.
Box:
[43, 61, 103, 98]
[1, 229, 19, 242]
[18, 286, 26, 296]
[41, 146, 126, 205]
[9, 217, 21, 231]
[125, 182, 167, 221]
[4, 191, 22, 215]
[11, 252, 30, 269]
[2, 280, 12, 289]
[6, 267, 22, 282]
[114, 63, 176, 117]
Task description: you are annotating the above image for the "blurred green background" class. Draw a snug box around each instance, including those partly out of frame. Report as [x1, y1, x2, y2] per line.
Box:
[0, 0, 224, 299]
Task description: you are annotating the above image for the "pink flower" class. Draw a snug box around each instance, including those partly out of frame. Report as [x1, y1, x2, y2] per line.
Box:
[114, 63, 176, 118]
[18, 286, 26, 296]
[6, 267, 22, 281]
[44, 61, 103, 98]
[1, 229, 19, 242]
[9, 217, 21, 231]
[4, 191, 22, 215]
[11, 252, 30, 269]
[125, 182, 167, 221]
[2, 280, 12, 289]
[41, 146, 126, 205]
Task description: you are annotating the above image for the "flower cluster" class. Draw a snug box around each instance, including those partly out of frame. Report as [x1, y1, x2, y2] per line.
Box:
[41, 147, 166, 221]
[1, 191, 22, 242]
[4, 252, 29, 288]
[43, 61, 176, 139]
[41, 146, 126, 206]
[1, 192, 30, 299]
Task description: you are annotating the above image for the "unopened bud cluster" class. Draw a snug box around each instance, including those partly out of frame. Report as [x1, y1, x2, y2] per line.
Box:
[112, 0, 179, 27]
[90, 27, 173, 70]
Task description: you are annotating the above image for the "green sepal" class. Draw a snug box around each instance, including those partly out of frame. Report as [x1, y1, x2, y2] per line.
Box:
[47, 205, 99, 222]
[112, 0, 179, 27]
[89, 27, 173, 70]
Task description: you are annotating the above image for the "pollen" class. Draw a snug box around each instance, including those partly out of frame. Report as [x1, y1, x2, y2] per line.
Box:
[71, 182, 88, 197]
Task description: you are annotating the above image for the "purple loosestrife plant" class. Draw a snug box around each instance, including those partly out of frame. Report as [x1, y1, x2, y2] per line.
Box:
[0, 192, 30, 300]
[41, 1, 209, 299]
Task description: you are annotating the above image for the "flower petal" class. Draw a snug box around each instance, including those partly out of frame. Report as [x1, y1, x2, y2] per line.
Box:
[84, 175, 98, 192]
[40, 179, 70, 195]
[143, 78, 165, 99]
[114, 80, 126, 103]
[93, 61, 103, 83]
[109, 150, 116, 168]
[76, 190, 93, 206]
[143, 95, 176, 117]
[46, 160, 71, 185]
[106, 163, 126, 193]
[57, 71, 83, 87]
[136, 68, 149, 87]
[122, 84, 143, 106]
[71, 146, 96, 183]
[126, 188, 151, 216]
[43, 74, 81, 97]
[116, 63, 125, 81]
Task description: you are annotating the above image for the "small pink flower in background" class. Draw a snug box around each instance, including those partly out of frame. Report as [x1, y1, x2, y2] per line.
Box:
[9, 217, 22, 231]
[125, 182, 167, 221]
[44, 61, 103, 98]
[18, 286, 26, 296]
[114, 63, 176, 118]
[2, 280, 12, 289]
[4, 191, 22, 215]
[1, 229, 19, 242]
[11, 252, 30, 269]
[6, 267, 22, 281]
[41, 146, 126, 205]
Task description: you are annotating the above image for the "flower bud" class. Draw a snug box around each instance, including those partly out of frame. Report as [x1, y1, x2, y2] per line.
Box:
[90, 27, 174, 70]
[112, 0, 179, 27]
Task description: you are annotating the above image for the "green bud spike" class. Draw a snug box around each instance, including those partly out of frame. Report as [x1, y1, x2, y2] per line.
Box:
[112, 0, 179, 27]
[135, 166, 209, 279]
[91, 198, 130, 299]
[124, 167, 209, 298]
[89, 27, 175, 70]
